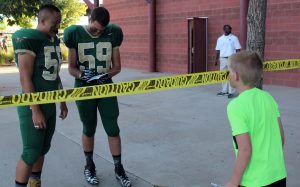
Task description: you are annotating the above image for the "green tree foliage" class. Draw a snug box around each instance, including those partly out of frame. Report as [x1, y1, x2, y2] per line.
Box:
[18, 16, 33, 28]
[54, 0, 87, 29]
[0, 0, 40, 26]
[0, 0, 86, 29]
[0, 20, 7, 30]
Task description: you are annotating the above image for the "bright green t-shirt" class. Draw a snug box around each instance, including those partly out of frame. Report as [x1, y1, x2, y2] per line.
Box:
[227, 88, 287, 187]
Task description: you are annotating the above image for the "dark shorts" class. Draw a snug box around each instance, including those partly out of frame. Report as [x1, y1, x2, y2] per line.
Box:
[239, 178, 286, 187]
[263, 178, 286, 187]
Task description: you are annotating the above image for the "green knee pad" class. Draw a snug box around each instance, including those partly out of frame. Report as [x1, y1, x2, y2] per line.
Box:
[102, 116, 120, 137]
[81, 116, 120, 137]
[22, 145, 51, 165]
[21, 148, 42, 166]
[82, 123, 97, 137]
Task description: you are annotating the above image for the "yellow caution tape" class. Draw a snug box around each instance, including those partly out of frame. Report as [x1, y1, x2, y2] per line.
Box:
[263, 59, 300, 71]
[0, 59, 299, 108]
[0, 70, 229, 108]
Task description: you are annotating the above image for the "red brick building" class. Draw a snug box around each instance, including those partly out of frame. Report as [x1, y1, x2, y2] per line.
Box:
[103, 0, 300, 87]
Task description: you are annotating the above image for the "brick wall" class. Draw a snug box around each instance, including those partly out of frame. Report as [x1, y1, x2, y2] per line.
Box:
[264, 1, 300, 87]
[104, 0, 149, 70]
[104, 0, 300, 87]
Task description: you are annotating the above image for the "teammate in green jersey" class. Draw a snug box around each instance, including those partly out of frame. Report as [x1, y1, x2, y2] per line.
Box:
[64, 7, 131, 187]
[225, 51, 287, 187]
[12, 4, 68, 187]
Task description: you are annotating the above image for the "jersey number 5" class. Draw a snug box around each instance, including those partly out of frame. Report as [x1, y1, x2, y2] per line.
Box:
[43, 46, 62, 81]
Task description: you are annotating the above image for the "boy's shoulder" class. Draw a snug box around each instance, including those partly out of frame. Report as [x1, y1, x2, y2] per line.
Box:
[228, 88, 276, 110]
[227, 97, 242, 112]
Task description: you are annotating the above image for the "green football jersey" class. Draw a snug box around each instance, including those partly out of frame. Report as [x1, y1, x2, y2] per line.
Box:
[63, 24, 123, 74]
[12, 29, 62, 92]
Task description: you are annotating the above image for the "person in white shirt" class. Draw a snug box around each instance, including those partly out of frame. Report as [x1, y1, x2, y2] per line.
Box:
[215, 24, 241, 98]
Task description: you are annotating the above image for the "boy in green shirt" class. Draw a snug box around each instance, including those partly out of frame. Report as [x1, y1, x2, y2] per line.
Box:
[225, 51, 287, 187]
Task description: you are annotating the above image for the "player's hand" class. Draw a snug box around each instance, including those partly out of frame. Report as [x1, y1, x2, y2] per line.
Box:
[59, 102, 68, 120]
[32, 108, 46, 129]
[96, 73, 110, 84]
[80, 69, 97, 82]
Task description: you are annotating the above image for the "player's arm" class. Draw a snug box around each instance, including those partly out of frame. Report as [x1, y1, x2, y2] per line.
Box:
[108, 47, 121, 78]
[18, 53, 46, 129]
[215, 38, 221, 66]
[226, 133, 252, 187]
[107, 25, 123, 78]
[235, 37, 241, 52]
[68, 48, 82, 79]
[63, 26, 84, 79]
[215, 50, 220, 66]
[278, 117, 285, 147]
[57, 76, 68, 120]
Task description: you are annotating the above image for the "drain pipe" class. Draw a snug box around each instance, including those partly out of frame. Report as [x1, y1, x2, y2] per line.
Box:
[240, 0, 249, 49]
[146, 0, 157, 72]
[94, 0, 99, 8]
[83, 0, 94, 9]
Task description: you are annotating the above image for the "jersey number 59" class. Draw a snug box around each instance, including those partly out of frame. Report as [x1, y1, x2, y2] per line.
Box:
[78, 42, 112, 73]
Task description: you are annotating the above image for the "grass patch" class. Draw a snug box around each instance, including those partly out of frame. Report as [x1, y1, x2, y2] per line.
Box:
[60, 43, 68, 62]
[0, 44, 68, 65]
[0, 47, 14, 65]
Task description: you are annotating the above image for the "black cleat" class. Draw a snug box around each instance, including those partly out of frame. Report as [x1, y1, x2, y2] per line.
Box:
[84, 163, 99, 185]
[115, 164, 132, 187]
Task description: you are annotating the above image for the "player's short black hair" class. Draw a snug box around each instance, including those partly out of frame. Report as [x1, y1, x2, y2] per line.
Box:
[39, 4, 61, 13]
[38, 4, 61, 23]
[223, 24, 232, 30]
[90, 7, 110, 27]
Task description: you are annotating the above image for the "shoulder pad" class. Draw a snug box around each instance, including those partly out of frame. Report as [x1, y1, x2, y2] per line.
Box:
[13, 29, 47, 41]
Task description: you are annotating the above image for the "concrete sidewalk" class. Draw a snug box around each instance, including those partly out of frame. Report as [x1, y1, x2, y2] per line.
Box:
[0, 65, 299, 187]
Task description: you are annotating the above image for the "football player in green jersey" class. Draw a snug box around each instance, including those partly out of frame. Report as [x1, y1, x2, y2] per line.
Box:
[64, 7, 131, 187]
[12, 4, 68, 187]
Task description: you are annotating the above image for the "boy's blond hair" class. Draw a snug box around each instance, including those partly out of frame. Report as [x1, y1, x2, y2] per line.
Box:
[229, 50, 263, 87]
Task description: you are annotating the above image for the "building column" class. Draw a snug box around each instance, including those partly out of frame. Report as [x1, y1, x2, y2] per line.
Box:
[240, 0, 250, 49]
[146, 0, 156, 72]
